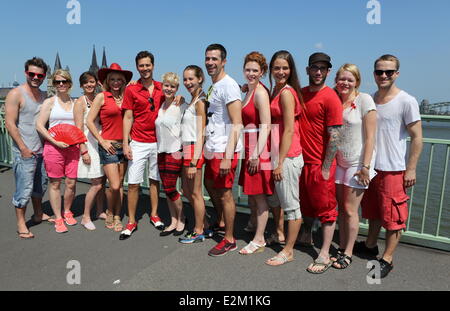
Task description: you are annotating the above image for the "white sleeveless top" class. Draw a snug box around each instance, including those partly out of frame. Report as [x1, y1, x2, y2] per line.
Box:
[181, 94, 205, 144]
[49, 96, 75, 128]
[155, 101, 187, 153]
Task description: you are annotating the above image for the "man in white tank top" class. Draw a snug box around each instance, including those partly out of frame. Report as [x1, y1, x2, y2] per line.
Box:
[359, 55, 423, 279]
[5, 57, 51, 239]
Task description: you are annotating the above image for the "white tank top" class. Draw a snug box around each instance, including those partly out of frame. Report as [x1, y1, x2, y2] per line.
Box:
[49, 96, 75, 128]
[181, 94, 205, 143]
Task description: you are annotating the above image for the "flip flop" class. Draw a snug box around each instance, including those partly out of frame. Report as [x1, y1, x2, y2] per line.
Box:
[265, 251, 294, 266]
[306, 256, 332, 274]
[239, 241, 266, 255]
[17, 231, 34, 239]
[31, 214, 55, 224]
[266, 233, 286, 246]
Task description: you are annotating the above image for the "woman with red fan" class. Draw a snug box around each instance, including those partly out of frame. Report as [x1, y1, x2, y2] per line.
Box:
[36, 69, 80, 234]
[87, 63, 132, 233]
[74, 72, 106, 231]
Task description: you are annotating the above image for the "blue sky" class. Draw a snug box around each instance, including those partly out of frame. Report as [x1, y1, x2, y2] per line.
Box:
[1, 0, 449, 103]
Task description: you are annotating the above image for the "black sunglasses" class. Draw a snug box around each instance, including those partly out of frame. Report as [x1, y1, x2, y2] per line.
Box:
[148, 97, 155, 111]
[54, 80, 71, 85]
[374, 70, 397, 77]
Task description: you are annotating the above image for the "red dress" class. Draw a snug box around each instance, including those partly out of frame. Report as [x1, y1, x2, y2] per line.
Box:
[238, 83, 274, 195]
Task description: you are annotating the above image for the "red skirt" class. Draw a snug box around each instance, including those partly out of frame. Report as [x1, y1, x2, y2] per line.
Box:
[238, 152, 274, 195]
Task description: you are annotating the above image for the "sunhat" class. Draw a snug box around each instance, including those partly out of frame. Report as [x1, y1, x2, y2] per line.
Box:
[97, 63, 133, 84]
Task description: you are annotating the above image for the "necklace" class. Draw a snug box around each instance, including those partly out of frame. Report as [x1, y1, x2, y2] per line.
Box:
[113, 94, 123, 106]
[85, 95, 94, 108]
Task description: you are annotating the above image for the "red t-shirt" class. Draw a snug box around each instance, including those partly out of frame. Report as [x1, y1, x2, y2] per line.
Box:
[122, 80, 164, 143]
[270, 85, 302, 158]
[100, 91, 123, 140]
[300, 86, 343, 164]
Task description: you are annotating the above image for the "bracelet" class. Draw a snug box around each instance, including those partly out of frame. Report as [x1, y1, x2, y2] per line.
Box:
[81, 150, 89, 156]
[362, 164, 370, 170]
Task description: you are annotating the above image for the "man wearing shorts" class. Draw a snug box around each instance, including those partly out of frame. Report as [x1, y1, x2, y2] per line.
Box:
[358, 54, 423, 278]
[120, 51, 165, 240]
[5, 57, 51, 238]
[203, 44, 243, 256]
[299, 53, 343, 273]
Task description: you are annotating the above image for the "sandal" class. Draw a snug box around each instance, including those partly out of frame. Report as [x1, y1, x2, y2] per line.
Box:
[17, 230, 34, 239]
[306, 256, 332, 274]
[113, 216, 123, 232]
[330, 248, 345, 262]
[332, 253, 353, 269]
[265, 251, 294, 266]
[239, 241, 266, 255]
[266, 233, 286, 246]
[105, 211, 114, 229]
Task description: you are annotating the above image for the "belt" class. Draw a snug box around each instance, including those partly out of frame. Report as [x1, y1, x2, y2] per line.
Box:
[242, 128, 260, 133]
[111, 142, 123, 149]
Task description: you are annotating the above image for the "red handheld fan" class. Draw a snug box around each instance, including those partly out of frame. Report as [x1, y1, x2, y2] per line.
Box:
[48, 124, 87, 145]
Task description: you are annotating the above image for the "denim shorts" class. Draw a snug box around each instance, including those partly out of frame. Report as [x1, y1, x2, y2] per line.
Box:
[12, 148, 48, 208]
[98, 143, 126, 165]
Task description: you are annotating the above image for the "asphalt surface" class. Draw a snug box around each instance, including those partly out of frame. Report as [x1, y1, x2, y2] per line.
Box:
[0, 165, 448, 291]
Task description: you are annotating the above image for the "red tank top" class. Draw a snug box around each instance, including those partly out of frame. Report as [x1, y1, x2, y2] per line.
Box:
[100, 92, 123, 140]
[241, 83, 271, 156]
[270, 85, 302, 157]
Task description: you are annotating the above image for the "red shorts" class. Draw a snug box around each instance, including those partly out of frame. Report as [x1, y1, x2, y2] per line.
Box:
[204, 152, 239, 189]
[299, 164, 338, 223]
[361, 171, 409, 231]
[43, 142, 79, 179]
[182, 143, 205, 168]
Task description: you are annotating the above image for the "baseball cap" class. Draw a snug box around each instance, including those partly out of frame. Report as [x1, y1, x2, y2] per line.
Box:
[308, 52, 332, 68]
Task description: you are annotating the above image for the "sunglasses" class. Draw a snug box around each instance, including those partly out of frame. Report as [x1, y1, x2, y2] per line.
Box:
[148, 97, 155, 111]
[374, 70, 397, 77]
[309, 65, 329, 72]
[26, 71, 45, 79]
[54, 80, 71, 85]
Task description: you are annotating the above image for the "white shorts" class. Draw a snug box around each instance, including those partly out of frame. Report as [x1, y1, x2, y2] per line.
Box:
[335, 165, 377, 189]
[267, 154, 303, 220]
[127, 141, 160, 184]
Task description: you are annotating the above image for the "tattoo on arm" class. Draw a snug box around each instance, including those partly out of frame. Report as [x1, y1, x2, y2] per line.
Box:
[322, 125, 342, 171]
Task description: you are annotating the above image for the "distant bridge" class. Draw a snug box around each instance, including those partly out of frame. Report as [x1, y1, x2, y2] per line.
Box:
[421, 100, 450, 115]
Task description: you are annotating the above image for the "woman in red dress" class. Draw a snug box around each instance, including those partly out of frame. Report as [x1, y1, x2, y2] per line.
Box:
[238, 52, 273, 255]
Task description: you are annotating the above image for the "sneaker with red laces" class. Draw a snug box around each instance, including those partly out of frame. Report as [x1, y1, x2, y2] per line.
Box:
[63, 211, 77, 226]
[208, 238, 237, 257]
[150, 216, 165, 231]
[55, 218, 68, 233]
[119, 223, 138, 240]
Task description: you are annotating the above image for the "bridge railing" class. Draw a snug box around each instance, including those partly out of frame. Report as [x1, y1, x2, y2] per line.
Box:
[0, 100, 449, 251]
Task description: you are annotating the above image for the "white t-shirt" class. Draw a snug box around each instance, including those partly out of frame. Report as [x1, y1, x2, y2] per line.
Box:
[373, 90, 421, 171]
[155, 102, 187, 153]
[204, 75, 242, 153]
[337, 92, 377, 168]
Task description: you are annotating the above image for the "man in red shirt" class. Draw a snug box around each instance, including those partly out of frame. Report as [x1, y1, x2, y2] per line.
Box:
[119, 51, 165, 240]
[299, 53, 343, 274]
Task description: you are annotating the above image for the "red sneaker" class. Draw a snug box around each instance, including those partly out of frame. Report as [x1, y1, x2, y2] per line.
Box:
[55, 218, 68, 234]
[208, 238, 237, 257]
[150, 216, 165, 231]
[63, 211, 77, 226]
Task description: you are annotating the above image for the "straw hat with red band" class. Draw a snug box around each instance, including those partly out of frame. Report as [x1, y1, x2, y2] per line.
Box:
[98, 63, 133, 84]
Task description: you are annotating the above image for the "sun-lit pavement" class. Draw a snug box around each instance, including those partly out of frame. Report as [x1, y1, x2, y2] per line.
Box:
[0, 165, 448, 291]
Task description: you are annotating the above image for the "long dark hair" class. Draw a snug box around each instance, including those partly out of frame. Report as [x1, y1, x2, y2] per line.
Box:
[269, 50, 304, 106]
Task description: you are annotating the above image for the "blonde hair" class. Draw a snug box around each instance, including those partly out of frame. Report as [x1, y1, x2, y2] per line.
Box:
[335, 63, 361, 93]
[162, 72, 180, 86]
[52, 69, 73, 92]
[103, 71, 126, 94]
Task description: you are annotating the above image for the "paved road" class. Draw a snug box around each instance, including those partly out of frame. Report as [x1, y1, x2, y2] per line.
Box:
[0, 166, 448, 291]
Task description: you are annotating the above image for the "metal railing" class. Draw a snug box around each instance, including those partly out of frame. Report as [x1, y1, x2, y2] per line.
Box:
[0, 100, 449, 251]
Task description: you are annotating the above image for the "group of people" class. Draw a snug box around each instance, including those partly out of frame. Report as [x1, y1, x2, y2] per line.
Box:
[5, 43, 423, 279]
